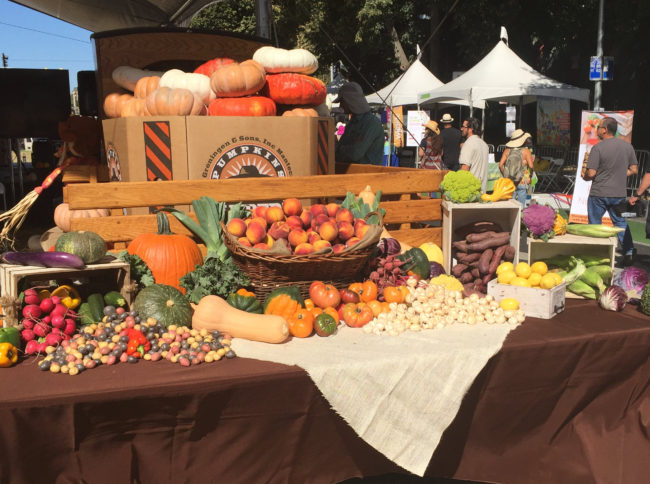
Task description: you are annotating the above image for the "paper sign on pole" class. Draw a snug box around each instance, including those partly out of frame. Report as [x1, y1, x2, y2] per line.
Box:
[406, 110, 430, 147]
[392, 105, 404, 148]
[569, 110, 635, 225]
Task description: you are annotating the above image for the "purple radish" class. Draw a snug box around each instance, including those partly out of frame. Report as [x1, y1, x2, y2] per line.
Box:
[24, 294, 41, 305]
[22, 304, 42, 320]
[21, 318, 34, 330]
[45, 332, 63, 346]
[51, 314, 65, 330]
[39, 298, 55, 314]
[24, 340, 39, 355]
[21, 328, 35, 341]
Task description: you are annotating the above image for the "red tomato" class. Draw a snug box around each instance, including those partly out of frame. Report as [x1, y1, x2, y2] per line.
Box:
[309, 281, 341, 308]
[341, 302, 374, 328]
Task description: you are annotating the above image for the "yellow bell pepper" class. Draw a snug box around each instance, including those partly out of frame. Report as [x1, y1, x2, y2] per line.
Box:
[51, 285, 82, 309]
[0, 342, 18, 368]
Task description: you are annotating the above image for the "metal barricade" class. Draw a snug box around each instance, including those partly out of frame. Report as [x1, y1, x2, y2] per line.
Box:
[629, 149, 649, 197]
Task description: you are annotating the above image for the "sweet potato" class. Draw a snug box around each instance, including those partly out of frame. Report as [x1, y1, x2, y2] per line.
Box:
[459, 272, 474, 284]
[456, 252, 482, 264]
[451, 263, 468, 277]
[465, 231, 498, 243]
[463, 283, 483, 297]
[478, 248, 494, 275]
[489, 245, 508, 274]
[452, 240, 471, 252]
[466, 232, 511, 252]
[455, 221, 503, 240]
[471, 267, 481, 278]
[504, 245, 516, 261]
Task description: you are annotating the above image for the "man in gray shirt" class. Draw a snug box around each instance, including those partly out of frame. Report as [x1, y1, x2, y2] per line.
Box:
[582, 116, 638, 266]
[459, 117, 489, 192]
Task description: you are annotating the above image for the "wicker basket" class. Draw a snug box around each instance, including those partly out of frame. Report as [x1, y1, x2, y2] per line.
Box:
[221, 217, 382, 299]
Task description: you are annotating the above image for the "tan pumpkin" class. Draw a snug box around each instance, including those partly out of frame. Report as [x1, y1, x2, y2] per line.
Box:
[103, 93, 133, 118]
[252, 46, 318, 74]
[120, 97, 149, 117]
[209, 59, 267, 98]
[145, 87, 206, 116]
[134, 75, 161, 99]
[281, 107, 319, 117]
[159, 69, 214, 105]
[54, 203, 110, 232]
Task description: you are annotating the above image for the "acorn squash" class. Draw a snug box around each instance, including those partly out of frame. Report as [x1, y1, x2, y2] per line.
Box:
[133, 284, 193, 328]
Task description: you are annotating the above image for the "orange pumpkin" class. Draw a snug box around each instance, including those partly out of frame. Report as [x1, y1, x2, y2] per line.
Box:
[281, 107, 319, 117]
[126, 212, 203, 293]
[120, 98, 149, 117]
[134, 75, 161, 99]
[53, 203, 111, 233]
[263, 73, 326, 105]
[208, 96, 277, 117]
[103, 93, 133, 118]
[145, 87, 206, 116]
[209, 59, 267, 98]
[194, 57, 235, 77]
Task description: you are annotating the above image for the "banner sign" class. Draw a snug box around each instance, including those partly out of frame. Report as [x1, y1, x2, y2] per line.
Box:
[537, 97, 570, 147]
[569, 110, 635, 224]
[406, 110, 430, 148]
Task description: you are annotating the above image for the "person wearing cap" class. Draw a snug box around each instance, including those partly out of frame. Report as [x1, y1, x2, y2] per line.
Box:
[334, 82, 384, 165]
[459, 117, 489, 192]
[439, 113, 461, 171]
[498, 128, 534, 205]
[418, 120, 443, 170]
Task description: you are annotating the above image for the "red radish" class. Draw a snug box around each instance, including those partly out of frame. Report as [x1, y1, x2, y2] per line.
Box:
[37, 342, 47, 353]
[51, 314, 65, 329]
[45, 332, 63, 346]
[63, 318, 77, 336]
[24, 288, 38, 297]
[50, 296, 61, 305]
[21, 328, 35, 341]
[24, 340, 40, 354]
[33, 322, 50, 338]
[42, 315, 52, 325]
[50, 303, 70, 317]
[51, 327, 61, 334]
[39, 298, 55, 314]
[24, 294, 41, 305]
[21, 318, 34, 330]
[22, 304, 42, 320]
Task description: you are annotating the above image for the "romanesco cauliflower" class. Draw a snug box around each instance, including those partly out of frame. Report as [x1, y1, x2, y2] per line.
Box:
[439, 170, 482, 203]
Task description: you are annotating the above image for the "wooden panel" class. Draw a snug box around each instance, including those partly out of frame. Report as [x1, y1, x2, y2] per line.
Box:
[70, 213, 199, 242]
[61, 165, 109, 184]
[379, 199, 443, 223]
[389, 227, 442, 249]
[65, 172, 446, 210]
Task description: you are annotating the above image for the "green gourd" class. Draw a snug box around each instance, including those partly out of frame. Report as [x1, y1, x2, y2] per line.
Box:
[397, 248, 431, 279]
[54, 230, 107, 264]
[132, 284, 192, 328]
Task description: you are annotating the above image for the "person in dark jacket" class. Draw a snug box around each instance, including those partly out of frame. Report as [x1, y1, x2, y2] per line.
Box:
[439, 113, 461, 171]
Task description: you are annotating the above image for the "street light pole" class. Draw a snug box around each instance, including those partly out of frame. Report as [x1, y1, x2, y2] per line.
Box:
[594, 0, 604, 110]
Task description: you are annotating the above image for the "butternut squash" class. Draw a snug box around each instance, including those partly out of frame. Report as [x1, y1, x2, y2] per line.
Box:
[191, 295, 289, 344]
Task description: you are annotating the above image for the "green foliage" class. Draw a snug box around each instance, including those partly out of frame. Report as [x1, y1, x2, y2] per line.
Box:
[341, 190, 386, 224]
[180, 257, 251, 304]
[116, 251, 154, 290]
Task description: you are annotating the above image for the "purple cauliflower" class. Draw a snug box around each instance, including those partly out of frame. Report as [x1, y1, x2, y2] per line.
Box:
[522, 203, 556, 240]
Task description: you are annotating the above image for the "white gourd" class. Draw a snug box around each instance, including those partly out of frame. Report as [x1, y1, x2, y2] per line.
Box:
[159, 69, 215, 105]
[252, 46, 318, 74]
[112, 66, 164, 92]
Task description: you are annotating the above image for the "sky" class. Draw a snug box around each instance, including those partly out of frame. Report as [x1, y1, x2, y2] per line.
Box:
[0, 0, 95, 91]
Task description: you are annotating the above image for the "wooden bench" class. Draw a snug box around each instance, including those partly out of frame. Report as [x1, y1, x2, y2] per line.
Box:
[62, 163, 446, 249]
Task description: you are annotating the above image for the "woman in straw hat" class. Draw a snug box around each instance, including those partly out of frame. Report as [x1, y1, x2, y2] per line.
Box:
[418, 120, 444, 170]
[499, 129, 534, 205]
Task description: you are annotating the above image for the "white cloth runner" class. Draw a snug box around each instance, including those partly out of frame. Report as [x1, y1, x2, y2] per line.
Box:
[231, 322, 517, 476]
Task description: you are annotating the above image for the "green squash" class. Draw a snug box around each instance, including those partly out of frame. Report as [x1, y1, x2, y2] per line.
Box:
[397, 247, 431, 280]
[55, 230, 107, 264]
[133, 284, 192, 328]
[226, 293, 263, 314]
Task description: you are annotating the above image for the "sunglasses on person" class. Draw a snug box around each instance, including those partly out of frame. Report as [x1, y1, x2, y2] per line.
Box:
[461, 124, 469, 129]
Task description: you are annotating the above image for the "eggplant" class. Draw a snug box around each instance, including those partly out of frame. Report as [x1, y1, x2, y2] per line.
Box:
[2, 251, 85, 269]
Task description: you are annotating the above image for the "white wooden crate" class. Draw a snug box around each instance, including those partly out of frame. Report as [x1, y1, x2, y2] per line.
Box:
[487, 278, 566, 319]
[442, 200, 522, 273]
[527, 234, 617, 272]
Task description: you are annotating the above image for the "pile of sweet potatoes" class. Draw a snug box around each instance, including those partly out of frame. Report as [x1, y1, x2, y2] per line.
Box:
[451, 221, 516, 294]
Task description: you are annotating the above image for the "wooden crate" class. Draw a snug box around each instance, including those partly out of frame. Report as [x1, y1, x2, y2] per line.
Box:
[527, 234, 617, 272]
[442, 200, 522, 273]
[487, 279, 566, 319]
[0, 258, 131, 312]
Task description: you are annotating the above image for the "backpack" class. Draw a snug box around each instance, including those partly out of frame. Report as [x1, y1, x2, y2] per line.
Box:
[503, 148, 525, 184]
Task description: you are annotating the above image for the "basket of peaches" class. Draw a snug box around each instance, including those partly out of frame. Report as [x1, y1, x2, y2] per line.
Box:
[220, 196, 383, 300]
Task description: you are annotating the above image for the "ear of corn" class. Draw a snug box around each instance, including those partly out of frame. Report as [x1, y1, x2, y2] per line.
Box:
[566, 224, 624, 238]
[567, 279, 597, 299]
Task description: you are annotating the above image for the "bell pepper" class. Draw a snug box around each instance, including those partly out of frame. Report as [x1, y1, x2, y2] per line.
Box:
[126, 329, 150, 358]
[0, 326, 21, 348]
[0, 342, 19, 367]
[51, 285, 82, 309]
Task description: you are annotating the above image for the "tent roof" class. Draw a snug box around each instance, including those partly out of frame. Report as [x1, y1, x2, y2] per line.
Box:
[10, 0, 224, 32]
[418, 40, 590, 106]
[366, 58, 482, 108]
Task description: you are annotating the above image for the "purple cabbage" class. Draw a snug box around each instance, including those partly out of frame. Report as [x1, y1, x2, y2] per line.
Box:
[613, 267, 648, 304]
[377, 237, 401, 257]
[429, 261, 446, 278]
[598, 285, 627, 312]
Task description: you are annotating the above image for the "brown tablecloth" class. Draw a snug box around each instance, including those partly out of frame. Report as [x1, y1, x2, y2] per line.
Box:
[1, 299, 649, 484]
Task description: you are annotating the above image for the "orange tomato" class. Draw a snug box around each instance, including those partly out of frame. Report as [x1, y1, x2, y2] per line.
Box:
[303, 298, 316, 310]
[348, 282, 364, 298]
[309, 281, 341, 308]
[359, 280, 378, 302]
[341, 302, 374, 327]
[236, 288, 255, 297]
[322, 306, 339, 325]
[367, 299, 383, 317]
[309, 307, 323, 317]
[397, 286, 409, 300]
[288, 308, 314, 338]
[383, 286, 403, 304]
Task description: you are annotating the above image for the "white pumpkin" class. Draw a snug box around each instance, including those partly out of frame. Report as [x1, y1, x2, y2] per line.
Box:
[252, 46, 318, 74]
[112, 66, 164, 92]
[159, 69, 215, 105]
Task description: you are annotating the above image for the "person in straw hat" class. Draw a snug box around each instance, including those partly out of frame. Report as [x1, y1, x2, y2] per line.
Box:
[334, 82, 384, 165]
[418, 120, 443, 170]
[439, 113, 461, 171]
[498, 128, 534, 205]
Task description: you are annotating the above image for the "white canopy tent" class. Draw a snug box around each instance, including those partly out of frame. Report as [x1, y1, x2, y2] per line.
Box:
[417, 39, 590, 109]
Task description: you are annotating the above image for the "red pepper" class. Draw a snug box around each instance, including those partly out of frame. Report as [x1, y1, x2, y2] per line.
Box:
[126, 329, 150, 358]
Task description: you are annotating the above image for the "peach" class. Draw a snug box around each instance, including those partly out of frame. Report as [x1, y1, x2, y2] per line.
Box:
[354, 219, 369, 239]
[253, 242, 271, 250]
[238, 237, 252, 247]
[285, 215, 303, 230]
[345, 236, 361, 248]
[282, 198, 302, 217]
[265, 206, 285, 225]
[293, 242, 315, 255]
[299, 210, 312, 229]
[336, 221, 355, 241]
[264, 234, 275, 247]
[226, 218, 247, 238]
[332, 243, 346, 254]
[250, 216, 268, 229]
[309, 204, 327, 217]
[311, 213, 330, 229]
[246, 221, 267, 245]
[268, 221, 291, 240]
[307, 231, 322, 245]
[335, 208, 355, 224]
[312, 239, 332, 252]
[288, 228, 308, 247]
[251, 205, 268, 219]
[325, 202, 340, 217]
[318, 220, 339, 242]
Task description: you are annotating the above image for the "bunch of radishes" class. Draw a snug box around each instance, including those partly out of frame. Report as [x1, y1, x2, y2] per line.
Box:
[21, 288, 77, 355]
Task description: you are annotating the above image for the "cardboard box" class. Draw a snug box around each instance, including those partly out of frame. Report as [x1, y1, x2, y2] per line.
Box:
[527, 234, 617, 273]
[487, 278, 566, 319]
[442, 200, 522, 273]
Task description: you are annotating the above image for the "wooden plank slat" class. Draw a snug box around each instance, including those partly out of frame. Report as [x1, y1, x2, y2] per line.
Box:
[379, 199, 443, 223]
[70, 213, 200, 242]
[389, 227, 442, 249]
[65, 172, 445, 210]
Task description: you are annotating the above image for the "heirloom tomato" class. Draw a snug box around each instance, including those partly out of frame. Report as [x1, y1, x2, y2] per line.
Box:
[309, 281, 341, 308]
[341, 302, 374, 328]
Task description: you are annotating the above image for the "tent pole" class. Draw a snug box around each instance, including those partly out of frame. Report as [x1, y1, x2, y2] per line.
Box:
[481, 106, 485, 139]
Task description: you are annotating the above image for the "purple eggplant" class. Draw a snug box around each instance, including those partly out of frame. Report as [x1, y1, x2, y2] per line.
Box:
[2, 251, 85, 269]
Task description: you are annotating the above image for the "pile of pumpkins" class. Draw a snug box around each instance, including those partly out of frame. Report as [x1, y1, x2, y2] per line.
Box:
[103, 46, 326, 118]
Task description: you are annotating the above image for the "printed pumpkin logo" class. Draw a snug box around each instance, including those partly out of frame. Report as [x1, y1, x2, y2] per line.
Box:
[106, 143, 122, 181]
[207, 142, 292, 179]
